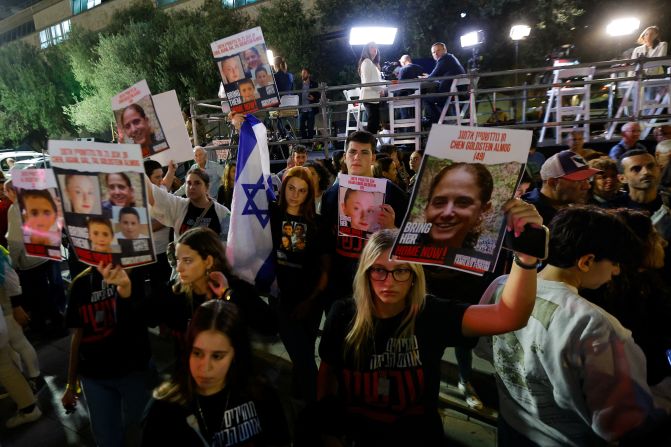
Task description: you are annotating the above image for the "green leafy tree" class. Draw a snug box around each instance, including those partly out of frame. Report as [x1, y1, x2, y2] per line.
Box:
[65, 0, 248, 135]
[0, 41, 77, 147]
[256, 0, 317, 76]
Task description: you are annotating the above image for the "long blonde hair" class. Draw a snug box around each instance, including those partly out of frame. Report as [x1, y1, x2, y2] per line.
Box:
[345, 229, 426, 365]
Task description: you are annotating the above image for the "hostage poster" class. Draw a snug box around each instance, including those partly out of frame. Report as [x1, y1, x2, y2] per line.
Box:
[391, 125, 532, 275]
[11, 168, 64, 260]
[211, 27, 280, 114]
[112, 80, 169, 158]
[338, 174, 387, 240]
[49, 141, 156, 268]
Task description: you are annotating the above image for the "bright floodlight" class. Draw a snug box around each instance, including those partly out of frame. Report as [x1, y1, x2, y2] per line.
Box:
[266, 49, 274, 62]
[606, 17, 640, 37]
[460, 30, 484, 48]
[349, 27, 398, 45]
[510, 25, 531, 41]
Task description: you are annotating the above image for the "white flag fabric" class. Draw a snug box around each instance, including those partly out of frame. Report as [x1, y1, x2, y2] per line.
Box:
[226, 114, 276, 292]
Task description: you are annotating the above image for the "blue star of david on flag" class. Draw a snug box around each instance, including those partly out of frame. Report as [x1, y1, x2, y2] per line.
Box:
[241, 174, 270, 228]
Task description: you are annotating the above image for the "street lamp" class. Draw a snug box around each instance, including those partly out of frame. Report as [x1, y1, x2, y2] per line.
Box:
[510, 25, 531, 121]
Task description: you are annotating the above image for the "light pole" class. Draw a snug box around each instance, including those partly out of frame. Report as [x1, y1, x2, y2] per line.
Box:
[510, 25, 530, 121]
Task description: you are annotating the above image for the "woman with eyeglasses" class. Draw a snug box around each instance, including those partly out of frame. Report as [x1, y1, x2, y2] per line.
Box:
[315, 199, 541, 446]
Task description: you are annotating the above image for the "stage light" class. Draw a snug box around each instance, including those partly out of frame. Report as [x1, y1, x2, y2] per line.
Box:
[349, 27, 398, 45]
[510, 25, 531, 41]
[606, 17, 640, 37]
[460, 30, 484, 48]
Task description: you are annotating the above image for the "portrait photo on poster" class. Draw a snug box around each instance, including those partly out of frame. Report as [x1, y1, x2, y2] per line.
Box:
[112, 80, 170, 158]
[337, 174, 387, 240]
[18, 188, 62, 248]
[393, 156, 523, 273]
[49, 139, 157, 268]
[211, 27, 280, 114]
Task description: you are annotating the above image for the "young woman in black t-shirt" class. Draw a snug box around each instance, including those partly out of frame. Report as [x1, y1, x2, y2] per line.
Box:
[271, 166, 329, 402]
[160, 227, 276, 339]
[316, 199, 542, 446]
[142, 300, 290, 446]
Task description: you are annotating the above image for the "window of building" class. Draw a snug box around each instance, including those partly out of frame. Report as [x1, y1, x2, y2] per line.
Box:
[72, 0, 103, 15]
[39, 19, 71, 48]
[222, 0, 259, 8]
[0, 21, 36, 45]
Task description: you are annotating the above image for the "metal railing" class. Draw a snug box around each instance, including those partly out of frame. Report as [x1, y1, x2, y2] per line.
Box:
[189, 55, 671, 158]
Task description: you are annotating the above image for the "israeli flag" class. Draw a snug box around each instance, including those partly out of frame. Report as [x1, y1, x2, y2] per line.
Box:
[226, 114, 276, 292]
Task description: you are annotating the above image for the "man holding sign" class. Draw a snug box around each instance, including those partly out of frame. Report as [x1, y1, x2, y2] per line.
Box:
[322, 131, 408, 308]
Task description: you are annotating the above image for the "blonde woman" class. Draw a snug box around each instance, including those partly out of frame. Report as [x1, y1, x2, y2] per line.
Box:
[317, 199, 541, 446]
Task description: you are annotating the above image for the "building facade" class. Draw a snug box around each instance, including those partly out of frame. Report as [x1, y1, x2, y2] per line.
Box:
[0, 0, 268, 49]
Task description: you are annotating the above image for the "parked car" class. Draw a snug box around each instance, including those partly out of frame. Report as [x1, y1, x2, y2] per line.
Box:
[12, 155, 51, 170]
[0, 150, 44, 176]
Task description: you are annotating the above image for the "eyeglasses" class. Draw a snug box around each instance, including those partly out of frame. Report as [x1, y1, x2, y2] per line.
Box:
[368, 267, 413, 282]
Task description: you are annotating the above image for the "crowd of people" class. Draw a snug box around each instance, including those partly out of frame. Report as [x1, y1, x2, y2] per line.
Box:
[0, 26, 670, 447]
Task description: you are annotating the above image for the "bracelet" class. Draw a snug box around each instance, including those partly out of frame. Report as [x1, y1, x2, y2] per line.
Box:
[513, 254, 539, 270]
[220, 287, 231, 301]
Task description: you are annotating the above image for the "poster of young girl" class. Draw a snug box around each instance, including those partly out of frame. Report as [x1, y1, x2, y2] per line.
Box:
[111, 80, 169, 158]
[211, 27, 280, 114]
[49, 140, 156, 268]
[337, 174, 387, 240]
[11, 168, 64, 260]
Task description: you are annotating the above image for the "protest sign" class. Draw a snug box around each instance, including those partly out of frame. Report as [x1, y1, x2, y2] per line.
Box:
[338, 174, 387, 240]
[49, 140, 155, 268]
[151, 90, 193, 165]
[211, 27, 280, 114]
[391, 125, 532, 275]
[11, 168, 63, 260]
[112, 80, 169, 158]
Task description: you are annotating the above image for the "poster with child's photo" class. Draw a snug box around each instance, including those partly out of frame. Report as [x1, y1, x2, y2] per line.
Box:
[112, 80, 169, 158]
[49, 140, 156, 268]
[391, 125, 532, 275]
[11, 168, 64, 260]
[338, 174, 387, 240]
[211, 27, 280, 114]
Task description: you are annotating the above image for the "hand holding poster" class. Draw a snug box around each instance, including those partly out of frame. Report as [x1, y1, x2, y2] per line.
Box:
[211, 27, 280, 114]
[338, 174, 387, 239]
[11, 168, 63, 260]
[49, 141, 156, 268]
[112, 80, 169, 158]
[391, 125, 532, 275]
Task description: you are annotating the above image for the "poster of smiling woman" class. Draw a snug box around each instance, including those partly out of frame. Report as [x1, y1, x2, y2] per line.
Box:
[11, 168, 64, 260]
[391, 125, 532, 275]
[112, 80, 169, 158]
[49, 140, 156, 268]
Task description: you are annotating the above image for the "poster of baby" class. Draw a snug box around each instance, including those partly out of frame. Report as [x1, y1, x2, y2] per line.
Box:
[49, 140, 156, 268]
[337, 174, 387, 240]
[11, 168, 64, 260]
[211, 27, 280, 114]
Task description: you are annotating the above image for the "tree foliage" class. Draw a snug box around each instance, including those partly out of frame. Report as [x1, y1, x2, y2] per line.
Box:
[256, 0, 317, 76]
[0, 41, 77, 146]
[65, 0, 248, 135]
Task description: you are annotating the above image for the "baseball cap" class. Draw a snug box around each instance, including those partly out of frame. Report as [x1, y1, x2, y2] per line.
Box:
[540, 150, 601, 181]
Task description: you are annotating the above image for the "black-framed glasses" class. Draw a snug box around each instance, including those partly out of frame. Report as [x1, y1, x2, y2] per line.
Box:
[368, 267, 413, 282]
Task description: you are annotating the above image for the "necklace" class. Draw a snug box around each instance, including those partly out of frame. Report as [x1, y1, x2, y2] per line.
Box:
[194, 388, 231, 440]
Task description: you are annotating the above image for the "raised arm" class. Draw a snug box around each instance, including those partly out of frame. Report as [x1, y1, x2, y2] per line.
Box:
[461, 199, 542, 337]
